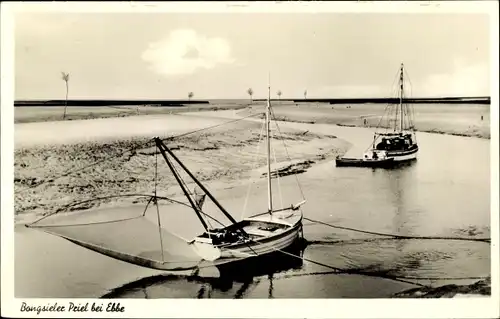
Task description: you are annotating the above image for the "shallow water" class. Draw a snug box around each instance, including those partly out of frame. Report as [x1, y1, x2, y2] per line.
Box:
[15, 121, 491, 298]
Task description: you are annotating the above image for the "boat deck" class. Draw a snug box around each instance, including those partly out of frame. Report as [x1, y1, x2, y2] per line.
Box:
[241, 223, 285, 238]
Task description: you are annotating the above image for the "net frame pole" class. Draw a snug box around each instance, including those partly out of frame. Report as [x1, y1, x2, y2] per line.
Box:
[154, 138, 210, 231]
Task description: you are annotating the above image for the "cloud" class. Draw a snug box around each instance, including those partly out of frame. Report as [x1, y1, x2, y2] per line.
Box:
[141, 29, 235, 76]
[420, 58, 490, 97]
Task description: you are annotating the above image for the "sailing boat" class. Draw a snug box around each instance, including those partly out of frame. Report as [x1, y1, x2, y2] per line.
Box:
[336, 63, 418, 168]
[363, 63, 418, 163]
[26, 80, 306, 270]
[168, 81, 306, 261]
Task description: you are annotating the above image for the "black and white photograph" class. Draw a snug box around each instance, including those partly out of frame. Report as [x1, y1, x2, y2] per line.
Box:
[1, 1, 499, 318]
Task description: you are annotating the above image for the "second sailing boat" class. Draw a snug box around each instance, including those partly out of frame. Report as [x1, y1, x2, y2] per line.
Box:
[363, 62, 419, 163]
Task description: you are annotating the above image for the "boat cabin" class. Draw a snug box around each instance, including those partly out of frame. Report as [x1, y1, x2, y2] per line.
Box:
[375, 133, 414, 151]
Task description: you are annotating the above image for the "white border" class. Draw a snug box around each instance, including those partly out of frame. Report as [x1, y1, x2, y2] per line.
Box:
[2, 1, 499, 318]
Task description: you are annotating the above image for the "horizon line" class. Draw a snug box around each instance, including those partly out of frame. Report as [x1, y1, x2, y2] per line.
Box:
[14, 96, 492, 102]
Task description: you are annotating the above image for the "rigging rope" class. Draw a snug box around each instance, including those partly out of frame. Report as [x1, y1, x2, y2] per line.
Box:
[271, 129, 285, 210]
[269, 107, 306, 202]
[240, 120, 266, 220]
[373, 66, 402, 136]
[153, 147, 165, 262]
[160, 112, 264, 143]
[364, 64, 417, 153]
[403, 66, 418, 140]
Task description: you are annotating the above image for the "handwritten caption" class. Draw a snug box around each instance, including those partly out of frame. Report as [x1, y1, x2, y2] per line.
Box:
[21, 302, 124, 315]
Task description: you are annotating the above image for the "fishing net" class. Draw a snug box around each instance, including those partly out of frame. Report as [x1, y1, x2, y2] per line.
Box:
[24, 136, 259, 271]
[27, 195, 245, 271]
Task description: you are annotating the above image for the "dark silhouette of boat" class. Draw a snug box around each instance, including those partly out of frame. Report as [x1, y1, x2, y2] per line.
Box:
[335, 155, 396, 168]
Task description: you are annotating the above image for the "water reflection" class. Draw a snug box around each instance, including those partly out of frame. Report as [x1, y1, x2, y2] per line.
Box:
[390, 162, 416, 245]
[102, 239, 305, 299]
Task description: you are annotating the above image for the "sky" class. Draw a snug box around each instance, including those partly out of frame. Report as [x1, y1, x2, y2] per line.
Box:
[13, 9, 491, 100]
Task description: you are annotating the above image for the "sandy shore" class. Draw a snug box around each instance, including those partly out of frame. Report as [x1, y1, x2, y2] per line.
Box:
[15, 101, 490, 139]
[14, 111, 347, 222]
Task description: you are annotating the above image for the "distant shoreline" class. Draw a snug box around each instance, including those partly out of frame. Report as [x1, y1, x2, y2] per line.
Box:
[14, 102, 490, 140]
[14, 96, 491, 107]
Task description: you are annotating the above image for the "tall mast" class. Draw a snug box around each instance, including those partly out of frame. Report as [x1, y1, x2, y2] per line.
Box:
[266, 73, 273, 214]
[399, 63, 404, 132]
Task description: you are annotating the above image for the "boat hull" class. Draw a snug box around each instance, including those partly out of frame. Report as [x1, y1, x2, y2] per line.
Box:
[385, 145, 419, 162]
[218, 217, 303, 258]
[335, 157, 396, 168]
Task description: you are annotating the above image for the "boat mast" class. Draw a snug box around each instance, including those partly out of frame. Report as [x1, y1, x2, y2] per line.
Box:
[399, 63, 404, 132]
[154, 137, 247, 235]
[154, 138, 209, 231]
[266, 74, 273, 214]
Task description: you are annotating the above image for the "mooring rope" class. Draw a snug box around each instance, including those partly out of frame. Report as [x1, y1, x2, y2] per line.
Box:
[237, 236, 429, 287]
[239, 235, 490, 288]
[303, 217, 491, 243]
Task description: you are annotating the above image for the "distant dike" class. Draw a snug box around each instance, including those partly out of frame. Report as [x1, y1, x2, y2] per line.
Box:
[14, 96, 490, 107]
